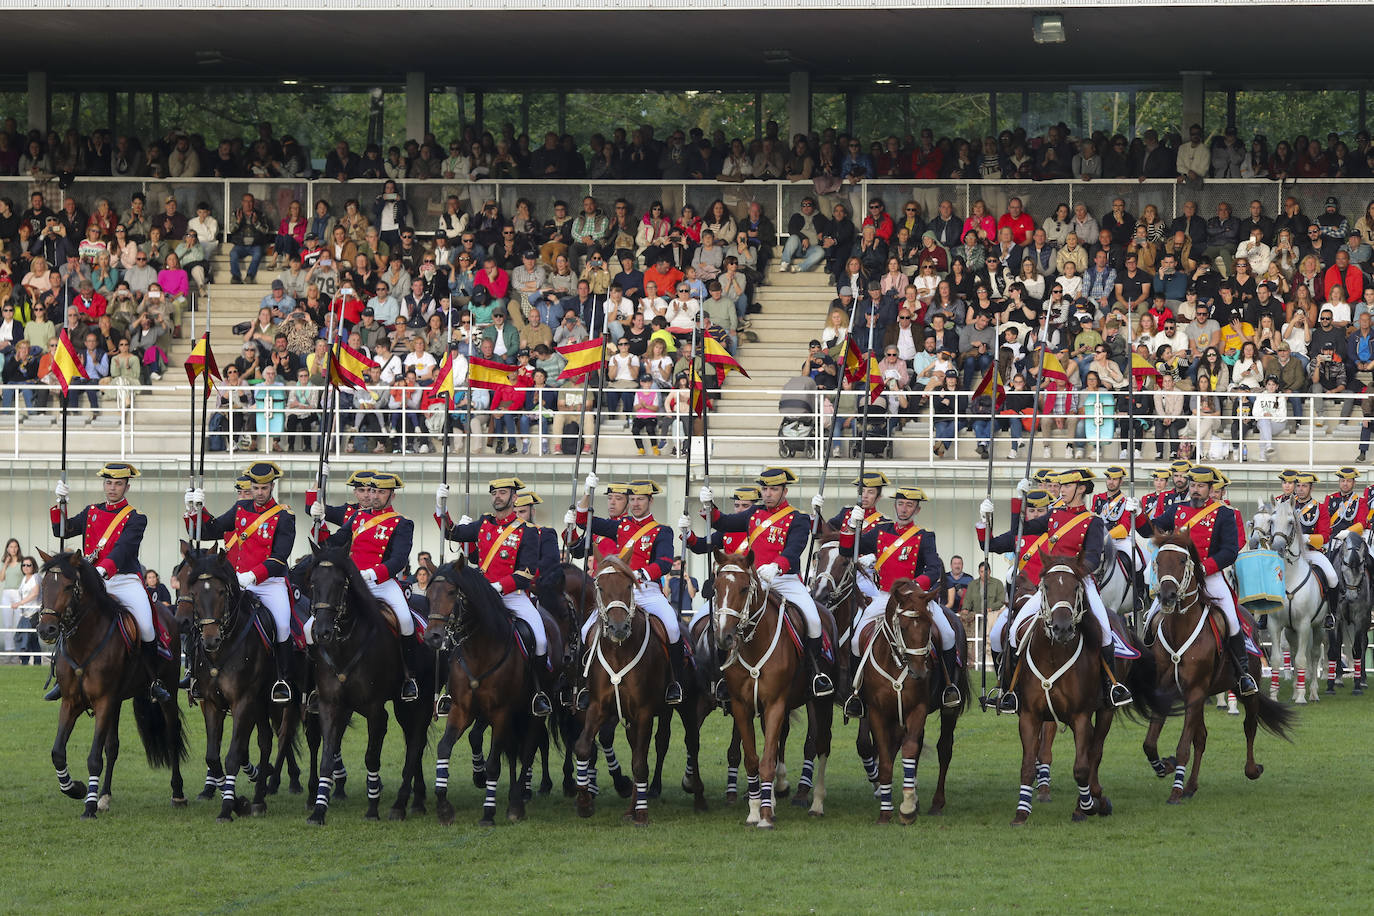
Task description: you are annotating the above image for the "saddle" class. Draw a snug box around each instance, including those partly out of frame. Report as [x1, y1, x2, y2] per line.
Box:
[377, 605, 428, 643]
[118, 604, 176, 659]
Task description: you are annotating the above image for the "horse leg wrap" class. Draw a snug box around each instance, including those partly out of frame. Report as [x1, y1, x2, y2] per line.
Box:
[1270, 672, 1281, 693]
[683, 758, 697, 778]
[760, 780, 773, 812]
[878, 782, 893, 813]
[600, 741, 622, 776]
[575, 758, 590, 791]
[471, 752, 484, 779]
[1295, 668, 1306, 692]
[366, 770, 381, 801]
[1150, 757, 1168, 777]
[1357, 661, 1365, 679]
[435, 757, 450, 791]
[1035, 762, 1051, 789]
[1283, 649, 1291, 671]
[1172, 764, 1186, 792]
[483, 778, 498, 815]
[83, 775, 99, 806]
[862, 755, 879, 783]
[747, 774, 761, 803]
[243, 762, 259, 782]
[333, 763, 347, 781]
[222, 773, 237, 803]
[899, 757, 918, 815]
[798, 759, 815, 792]
[634, 781, 648, 813]
[56, 767, 74, 793]
[1016, 784, 1033, 814]
[314, 776, 333, 810]
[588, 767, 600, 797]
[726, 766, 738, 793]
[1077, 783, 1093, 812]
[1328, 660, 1337, 681]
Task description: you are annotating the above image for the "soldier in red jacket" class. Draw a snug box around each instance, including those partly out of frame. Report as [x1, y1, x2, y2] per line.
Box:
[976, 488, 1053, 680]
[435, 475, 552, 716]
[1140, 468, 1171, 519]
[1324, 466, 1370, 542]
[184, 461, 297, 703]
[1292, 470, 1339, 627]
[575, 475, 684, 706]
[827, 470, 890, 609]
[563, 482, 631, 566]
[50, 462, 170, 703]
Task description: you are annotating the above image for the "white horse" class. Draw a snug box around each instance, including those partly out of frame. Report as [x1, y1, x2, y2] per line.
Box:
[1249, 500, 1325, 704]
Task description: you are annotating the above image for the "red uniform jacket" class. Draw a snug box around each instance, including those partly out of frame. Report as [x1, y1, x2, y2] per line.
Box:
[1323, 488, 1369, 538]
[51, 499, 146, 578]
[188, 499, 295, 582]
[576, 510, 673, 579]
[841, 520, 942, 592]
[440, 511, 537, 593]
[710, 502, 809, 574]
[1295, 499, 1332, 550]
[328, 507, 412, 583]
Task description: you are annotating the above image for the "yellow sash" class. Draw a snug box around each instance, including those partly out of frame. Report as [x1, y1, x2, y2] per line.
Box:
[617, 520, 661, 559]
[1177, 501, 1223, 533]
[479, 518, 523, 572]
[1018, 532, 1050, 571]
[875, 524, 923, 573]
[354, 509, 398, 542]
[743, 505, 795, 552]
[225, 503, 286, 551]
[91, 504, 135, 556]
[1046, 509, 1094, 552]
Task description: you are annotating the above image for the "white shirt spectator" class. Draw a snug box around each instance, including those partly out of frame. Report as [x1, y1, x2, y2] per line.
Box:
[404, 349, 437, 381]
[1234, 240, 1271, 275]
[1323, 300, 1352, 325]
[368, 294, 401, 325]
[666, 297, 699, 333]
[1150, 329, 1189, 355]
[1056, 273, 1083, 300]
[639, 296, 669, 321]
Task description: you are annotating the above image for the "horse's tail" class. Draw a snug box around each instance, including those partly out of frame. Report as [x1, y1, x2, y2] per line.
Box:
[132, 694, 187, 769]
[954, 658, 972, 714]
[1252, 691, 1298, 741]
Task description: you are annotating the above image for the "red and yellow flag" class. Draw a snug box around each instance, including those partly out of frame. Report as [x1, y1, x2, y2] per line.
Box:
[1131, 353, 1162, 380]
[702, 335, 749, 379]
[328, 340, 378, 390]
[866, 355, 884, 404]
[52, 329, 86, 396]
[557, 338, 605, 381]
[183, 332, 220, 394]
[972, 362, 1006, 409]
[467, 356, 516, 390]
[841, 337, 866, 385]
[690, 376, 708, 415]
[426, 351, 458, 401]
[1039, 349, 1068, 384]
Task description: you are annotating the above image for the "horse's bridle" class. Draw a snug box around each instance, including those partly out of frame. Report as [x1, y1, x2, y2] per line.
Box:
[38, 563, 85, 639]
[884, 596, 933, 674]
[1153, 543, 1199, 612]
[809, 546, 855, 611]
[310, 559, 355, 643]
[714, 563, 765, 643]
[425, 569, 469, 650]
[594, 564, 639, 645]
[190, 570, 244, 647]
[1038, 563, 1086, 639]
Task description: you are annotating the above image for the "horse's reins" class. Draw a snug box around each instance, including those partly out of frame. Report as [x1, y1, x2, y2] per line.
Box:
[583, 564, 652, 724]
[715, 563, 787, 713]
[1022, 564, 1091, 725]
[809, 546, 859, 647]
[427, 571, 514, 691]
[1152, 543, 1214, 694]
[858, 597, 933, 723]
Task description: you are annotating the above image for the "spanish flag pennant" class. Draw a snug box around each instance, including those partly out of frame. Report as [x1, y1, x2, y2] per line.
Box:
[426, 351, 457, 401]
[1039, 349, 1068, 383]
[702, 335, 749, 379]
[972, 361, 1006, 410]
[841, 336, 866, 385]
[183, 332, 220, 394]
[467, 356, 516, 390]
[1131, 352, 1162, 380]
[557, 338, 605, 381]
[52, 328, 86, 396]
[328, 339, 378, 390]
[867, 355, 884, 404]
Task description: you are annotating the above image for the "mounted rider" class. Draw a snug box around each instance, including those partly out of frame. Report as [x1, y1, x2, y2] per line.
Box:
[1324, 466, 1371, 558]
[826, 471, 890, 608]
[698, 467, 834, 698]
[1292, 470, 1340, 627]
[184, 461, 297, 703]
[990, 467, 1133, 712]
[1153, 458, 1193, 521]
[1140, 468, 1171, 518]
[1275, 468, 1299, 504]
[574, 474, 685, 707]
[306, 468, 379, 540]
[1135, 464, 1258, 696]
[1093, 464, 1146, 599]
[976, 487, 1054, 690]
[435, 476, 553, 717]
[307, 470, 420, 703]
[565, 482, 632, 566]
[685, 485, 761, 559]
[49, 462, 170, 703]
[838, 485, 958, 717]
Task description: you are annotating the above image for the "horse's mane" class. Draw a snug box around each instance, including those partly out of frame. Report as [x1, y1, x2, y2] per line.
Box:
[435, 558, 510, 634]
[597, 554, 634, 579]
[313, 543, 387, 628]
[42, 551, 121, 621]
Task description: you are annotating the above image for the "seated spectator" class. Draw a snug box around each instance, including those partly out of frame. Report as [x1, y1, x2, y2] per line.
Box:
[226, 193, 271, 284]
[285, 366, 320, 452]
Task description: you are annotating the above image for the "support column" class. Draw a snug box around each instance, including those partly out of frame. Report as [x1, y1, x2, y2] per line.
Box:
[405, 71, 427, 142]
[1180, 70, 1208, 132]
[27, 71, 48, 133]
[788, 70, 810, 140]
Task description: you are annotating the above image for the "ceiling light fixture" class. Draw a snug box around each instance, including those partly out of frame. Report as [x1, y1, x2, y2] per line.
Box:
[1032, 13, 1066, 44]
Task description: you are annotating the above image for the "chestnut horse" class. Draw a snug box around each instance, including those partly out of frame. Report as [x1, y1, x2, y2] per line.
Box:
[1143, 532, 1295, 802]
[713, 550, 835, 828]
[36, 550, 187, 818]
[856, 578, 969, 824]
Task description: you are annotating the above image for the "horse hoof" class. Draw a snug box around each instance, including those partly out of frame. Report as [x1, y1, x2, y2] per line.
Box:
[646, 782, 661, 800]
[632, 812, 649, 827]
[1160, 756, 1177, 773]
[575, 792, 595, 819]
[216, 815, 233, 824]
[478, 816, 495, 827]
[507, 808, 526, 823]
[388, 807, 406, 821]
[807, 808, 824, 818]
[411, 801, 426, 816]
[97, 794, 111, 812]
[251, 802, 268, 817]
[521, 786, 533, 803]
[1180, 789, 1196, 800]
[898, 810, 917, 826]
[725, 791, 738, 805]
[333, 788, 348, 801]
[364, 812, 380, 822]
[756, 819, 774, 830]
[306, 811, 326, 826]
[171, 797, 188, 808]
[1353, 686, 1364, 696]
[1097, 797, 1113, 817]
[1071, 808, 1089, 823]
[1011, 811, 1029, 826]
[234, 796, 251, 815]
[61, 784, 84, 800]
[1325, 683, 1336, 695]
[791, 793, 810, 808]
[1247, 764, 1264, 780]
[1166, 791, 1184, 805]
[1036, 788, 1052, 804]
[537, 781, 552, 797]
[876, 811, 892, 825]
[197, 788, 215, 801]
[436, 803, 455, 827]
[927, 802, 945, 816]
[775, 782, 791, 799]
[612, 774, 633, 799]
[80, 810, 97, 820]
[471, 772, 486, 790]
[563, 780, 577, 798]
[693, 797, 709, 813]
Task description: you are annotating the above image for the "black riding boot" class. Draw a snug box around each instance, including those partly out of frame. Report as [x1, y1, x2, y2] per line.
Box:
[271, 641, 293, 704]
[1228, 633, 1259, 696]
[1103, 646, 1132, 707]
[997, 649, 1019, 712]
[1322, 582, 1337, 630]
[141, 641, 172, 703]
[399, 638, 419, 702]
[665, 641, 685, 705]
[530, 654, 553, 717]
[805, 636, 834, 697]
[841, 652, 865, 719]
[43, 681, 61, 701]
[939, 647, 963, 709]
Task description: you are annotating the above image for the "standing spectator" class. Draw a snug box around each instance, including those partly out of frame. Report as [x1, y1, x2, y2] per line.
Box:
[631, 374, 662, 455]
[1, 552, 38, 660]
[942, 556, 973, 615]
[227, 194, 271, 284]
[1252, 375, 1285, 460]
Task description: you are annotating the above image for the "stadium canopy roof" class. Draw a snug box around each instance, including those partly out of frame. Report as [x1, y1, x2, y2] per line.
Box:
[6, 1, 1374, 86]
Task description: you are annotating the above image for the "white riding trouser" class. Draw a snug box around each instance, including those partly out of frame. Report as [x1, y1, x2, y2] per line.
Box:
[1010, 576, 1113, 649]
[767, 573, 821, 639]
[850, 590, 956, 656]
[1305, 549, 1338, 589]
[105, 572, 155, 642]
[855, 563, 879, 601]
[1144, 570, 1240, 637]
[580, 582, 680, 645]
[247, 576, 293, 644]
[305, 576, 413, 643]
[989, 607, 1009, 654]
[504, 590, 548, 655]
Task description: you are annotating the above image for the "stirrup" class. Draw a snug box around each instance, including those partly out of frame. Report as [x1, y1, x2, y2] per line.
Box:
[531, 691, 552, 717]
[1108, 683, 1133, 708]
[811, 672, 835, 698]
[149, 679, 171, 704]
[575, 687, 590, 712]
[665, 681, 683, 705]
[177, 673, 192, 690]
[189, 679, 203, 701]
[304, 690, 320, 715]
[271, 679, 292, 704]
[1236, 673, 1259, 697]
[400, 677, 419, 702]
[1324, 613, 1336, 631]
[843, 692, 866, 720]
[435, 691, 452, 717]
[941, 684, 962, 709]
[997, 691, 1019, 713]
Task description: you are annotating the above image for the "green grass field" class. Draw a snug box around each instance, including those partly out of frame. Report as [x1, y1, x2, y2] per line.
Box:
[1, 664, 1369, 914]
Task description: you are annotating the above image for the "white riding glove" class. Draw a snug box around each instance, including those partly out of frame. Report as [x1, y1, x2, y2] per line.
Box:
[491, 578, 508, 596]
[634, 568, 652, 585]
[435, 483, 450, 515]
[846, 506, 864, 530]
[756, 563, 779, 585]
[564, 509, 578, 527]
[677, 514, 693, 533]
[360, 568, 378, 585]
[96, 564, 112, 579]
[236, 571, 256, 589]
[979, 497, 995, 521]
[858, 553, 876, 573]
[54, 480, 70, 501]
[699, 485, 713, 506]
[811, 492, 825, 512]
[458, 515, 473, 527]
[1124, 497, 1140, 514]
[309, 501, 325, 521]
[584, 472, 599, 494]
[1015, 477, 1031, 496]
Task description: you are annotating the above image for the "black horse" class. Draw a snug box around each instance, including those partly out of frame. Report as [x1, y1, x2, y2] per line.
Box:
[173, 545, 302, 821]
[304, 544, 435, 824]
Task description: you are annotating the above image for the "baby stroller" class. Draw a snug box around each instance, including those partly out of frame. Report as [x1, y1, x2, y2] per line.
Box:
[777, 376, 819, 458]
[850, 412, 893, 459]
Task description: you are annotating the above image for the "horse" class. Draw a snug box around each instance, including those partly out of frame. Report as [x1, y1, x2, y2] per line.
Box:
[36, 550, 187, 818]
[713, 549, 835, 828]
[573, 556, 703, 824]
[1326, 532, 1370, 695]
[426, 554, 560, 826]
[303, 544, 434, 824]
[854, 578, 969, 824]
[1142, 531, 1295, 802]
[173, 545, 301, 821]
[1250, 500, 1325, 703]
[1096, 536, 1140, 629]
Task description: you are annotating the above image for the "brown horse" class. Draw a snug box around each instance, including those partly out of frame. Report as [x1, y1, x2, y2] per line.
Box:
[1007, 554, 1118, 826]
[1143, 532, 1295, 802]
[573, 556, 692, 824]
[713, 550, 835, 828]
[173, 546, 300, 822]
[856, 578, 970, 824]
[36, 550, 187, 818]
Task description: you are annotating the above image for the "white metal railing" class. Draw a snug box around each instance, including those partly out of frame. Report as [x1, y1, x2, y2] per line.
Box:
[0, 382, 1370, 467]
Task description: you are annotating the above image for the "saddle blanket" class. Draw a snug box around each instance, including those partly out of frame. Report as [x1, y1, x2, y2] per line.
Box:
[117, 611, 174, 660]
